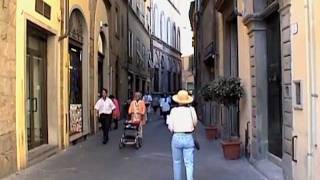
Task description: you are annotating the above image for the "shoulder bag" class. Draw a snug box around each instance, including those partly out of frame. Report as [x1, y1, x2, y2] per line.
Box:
[189, 107, 200, 150]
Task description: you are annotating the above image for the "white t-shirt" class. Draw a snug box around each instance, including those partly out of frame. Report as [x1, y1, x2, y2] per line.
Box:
[168, 106, 198, 133]
[143, 95, 152, 104]
[94, 98, 116, 115]
[160, 98, 171, 112]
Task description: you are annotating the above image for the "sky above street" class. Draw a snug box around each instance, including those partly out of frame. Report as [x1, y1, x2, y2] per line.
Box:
[179, 0, 194, 57]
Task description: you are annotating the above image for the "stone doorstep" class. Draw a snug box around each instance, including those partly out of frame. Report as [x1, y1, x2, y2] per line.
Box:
[254, 159, 285, 180]
[28, 144, 59, 167]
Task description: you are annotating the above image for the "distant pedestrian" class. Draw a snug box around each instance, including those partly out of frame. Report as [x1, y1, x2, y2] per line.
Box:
[125, 96, 132, 120]
[109, 95, 121, 130]
[152, 95, 160, 113]
[167, 90, 198, 180]
[143, 92, 153, 122]
[128, 92, 146, 137]
[94, 89, 116, 144]
[160, 94, 171, 123]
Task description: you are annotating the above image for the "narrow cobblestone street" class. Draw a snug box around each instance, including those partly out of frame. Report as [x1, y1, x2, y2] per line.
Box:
[4, 114, 266, 180]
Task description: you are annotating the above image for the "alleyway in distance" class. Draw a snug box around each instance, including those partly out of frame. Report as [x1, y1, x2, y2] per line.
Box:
[4, 113, 266, 180]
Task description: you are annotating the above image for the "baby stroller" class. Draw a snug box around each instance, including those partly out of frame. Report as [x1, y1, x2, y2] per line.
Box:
[119, 121, 143, 149]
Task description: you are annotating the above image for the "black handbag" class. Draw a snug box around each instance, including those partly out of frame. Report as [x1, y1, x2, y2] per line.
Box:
[194, 136, 200, 150]
[189, 107, 200, 150]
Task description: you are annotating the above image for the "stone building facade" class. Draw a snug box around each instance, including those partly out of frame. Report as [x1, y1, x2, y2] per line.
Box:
[0, 0, 124, 178]
[189, 0, 220, 126]
[290, 0, 320, 179]
[89, 0, 128, 125]
[127, 0, 152, 97]
[191, 0, 296, 179]
[105, 0, 128, 103]
[0, 0, 17, 177]
[151, 0, 182, 94]
[181, 55, 195, 91]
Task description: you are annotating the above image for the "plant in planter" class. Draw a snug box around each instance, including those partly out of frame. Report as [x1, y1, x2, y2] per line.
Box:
[201, 76, 245, 159]
[199, 84, 218, 140]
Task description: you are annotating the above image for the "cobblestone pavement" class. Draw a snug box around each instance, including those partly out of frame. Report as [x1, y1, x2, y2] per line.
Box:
[3, 113, 267, 180]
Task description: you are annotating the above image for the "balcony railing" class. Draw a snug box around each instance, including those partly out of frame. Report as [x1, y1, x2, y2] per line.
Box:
[204, 42, 215, 66]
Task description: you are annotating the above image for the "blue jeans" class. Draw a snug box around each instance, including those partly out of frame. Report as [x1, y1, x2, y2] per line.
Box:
[171, 133, 195, 180]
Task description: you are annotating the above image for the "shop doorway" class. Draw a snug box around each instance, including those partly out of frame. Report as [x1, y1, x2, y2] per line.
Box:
[266, 12, 283, 158]
[69, 45, 83, 135]
[68, 9, 89, 141]
[26, 25, 48, 150]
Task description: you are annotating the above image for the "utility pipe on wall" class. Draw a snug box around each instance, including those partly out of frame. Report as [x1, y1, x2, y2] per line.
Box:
[306, 0, 317, 179]
[59, 0, 70, 41]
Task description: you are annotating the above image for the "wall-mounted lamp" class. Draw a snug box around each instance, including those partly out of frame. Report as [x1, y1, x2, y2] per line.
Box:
[233, 0, 243, 17]
[100, 21, 108, 28]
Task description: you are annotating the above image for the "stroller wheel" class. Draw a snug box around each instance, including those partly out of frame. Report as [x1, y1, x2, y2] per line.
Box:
[135, 137, 141, 149]
[135, 142, 140, 149]
[138, 137, 143, 147]
[119, 140, 124, 149]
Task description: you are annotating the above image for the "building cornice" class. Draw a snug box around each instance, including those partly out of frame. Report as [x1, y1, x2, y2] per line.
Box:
[151, 35, 182, 56]
[243, 1, 279, 25]
[167, 0, 181, 15]
[243, 1, 279, 34]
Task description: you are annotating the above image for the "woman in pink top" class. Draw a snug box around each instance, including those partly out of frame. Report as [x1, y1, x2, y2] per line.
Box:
[109, 95, 121, 129]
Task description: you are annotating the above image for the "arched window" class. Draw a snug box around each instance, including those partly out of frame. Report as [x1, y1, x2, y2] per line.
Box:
[166, 18, 171, 44]
[172, 23, 176, 47]
[98, 33, 105, 95]
[160, 12, 164, 39]
[98, 33, 104, 54]
[153, 4, 158, 35]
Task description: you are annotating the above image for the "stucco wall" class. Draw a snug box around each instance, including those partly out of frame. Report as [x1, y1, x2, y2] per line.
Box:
[237, 0, 252, 147]
[291, 0, 320, 179]
[0, 0, 17, 178]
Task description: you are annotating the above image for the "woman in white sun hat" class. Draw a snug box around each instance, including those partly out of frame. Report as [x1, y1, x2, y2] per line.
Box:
[167, 90, 198, 180]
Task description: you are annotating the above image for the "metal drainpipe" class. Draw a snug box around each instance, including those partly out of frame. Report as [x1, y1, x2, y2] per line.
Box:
[59, 0, 69, 41]
[306, 0, 317, 179]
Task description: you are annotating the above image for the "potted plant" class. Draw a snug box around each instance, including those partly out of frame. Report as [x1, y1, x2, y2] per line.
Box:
[200, 84, 218, 140]
[201, 76, 245, 159]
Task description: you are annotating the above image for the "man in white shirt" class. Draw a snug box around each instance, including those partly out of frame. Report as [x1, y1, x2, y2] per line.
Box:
[94, 88, 115, 144]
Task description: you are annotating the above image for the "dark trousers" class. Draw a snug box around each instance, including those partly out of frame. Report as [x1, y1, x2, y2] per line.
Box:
[163, 111, 170, 121]
[111, 119, 118, 129]
[152, 106, 158, 113]
[100, 114, 112, 141]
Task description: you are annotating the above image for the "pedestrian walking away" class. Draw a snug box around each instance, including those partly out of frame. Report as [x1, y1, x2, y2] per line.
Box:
[152, 94, 160, 114]
[110, 95, 121, 130]
[160, 93, 171, 123]
[94, 89, 116, 144]
[167, 90, 198, 180]
[143, 92, 153, 122]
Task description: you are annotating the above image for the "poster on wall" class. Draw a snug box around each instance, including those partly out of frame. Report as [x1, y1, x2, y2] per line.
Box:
[70, 104, 83, 135]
